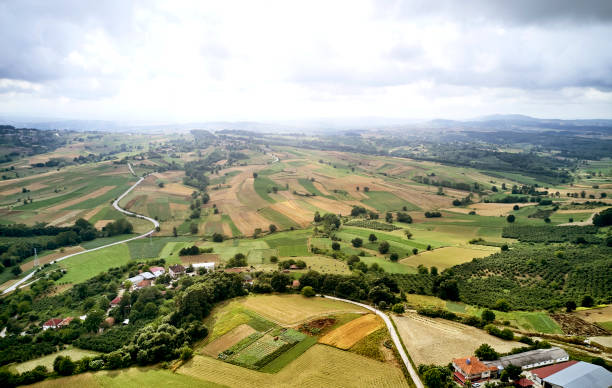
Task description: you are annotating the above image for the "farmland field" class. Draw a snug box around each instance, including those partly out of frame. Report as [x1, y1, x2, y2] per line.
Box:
[393, 312, 522, 366]
[400, 246, 499, 269]
[319, 313, 383, 349]
[361, 191, 419, 212]
[239, 294, 367, 325]
[12, 347, 100, 373]
[57, 243, 131, 284]
[179, 345, 410, 387]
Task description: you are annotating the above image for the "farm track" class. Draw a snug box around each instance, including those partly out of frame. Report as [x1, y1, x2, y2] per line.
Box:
[2, 165, 159, 294]
[322, 295, 424, 388]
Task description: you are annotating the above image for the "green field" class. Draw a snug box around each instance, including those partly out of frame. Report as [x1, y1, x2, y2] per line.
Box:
[221, 214, 242, 236]
[58, 244, 131, 284]
[259, 336, 318, 373]
[253, 177, 283, 203]
[359, 256, 416, 274]
[258, 207, 300, 230]
[361, 191, 419, 212]
[12, 347, 100, 373]
[297, 178, 333, 199]
[263, 229, 310, 256]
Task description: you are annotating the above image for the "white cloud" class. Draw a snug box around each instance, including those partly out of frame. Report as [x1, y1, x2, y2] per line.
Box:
[0, 0, 611, 121]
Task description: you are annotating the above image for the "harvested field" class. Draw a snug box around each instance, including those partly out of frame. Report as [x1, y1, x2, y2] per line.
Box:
[551, 313, 609, 336]
[20, 246, 85, 271]
[240, 294, 367, 325]
[46, 186, 115, 212]
[202, 324, 256, 357]
[400, 246, 498, 269]
[319, 314, 383, 349]
[47, 209, 83, 226]
[270, 200, 313, 226]
[302, 196, 353, 215]
[159, 183, 193, 197]
[575, 305, 612, 323]
[442, 203, 534, 216]
[180, 253, 220, 265]
[179, 345, 409, 388]
[393, 312, 522, 366]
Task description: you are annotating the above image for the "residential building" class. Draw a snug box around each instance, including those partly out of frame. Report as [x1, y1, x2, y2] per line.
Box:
[127, 274, 144, 285]
[58, 317, 74, 327]
[540, 361, 612, 388]
[110, 296, 122, 308]
[133, 279, 152, 290]
[452, 356, 497, 384]
[42, 318, 63, 330]
[169, 264, 185, 278]
[150, 266, 165, 277]
[483, 347, 569, 371]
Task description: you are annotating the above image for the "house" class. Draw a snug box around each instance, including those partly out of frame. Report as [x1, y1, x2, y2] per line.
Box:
[289, 264, 299, 270]
[527, 360, 578, 385]
[104, 317, 115, 327]
[168, 264, 185, 278]
[150, 266, 165, 277]
[58, 317, 74, 327]
[140, 271, 155, 280]
[42, 318, 63, 330]
[133, 279, 152, 290]
[483, 347, 569, 371]
[539, 361, 612, 388]
[192, 262, 215, 272]
[110, 296, 122, 308]
[452, 356, 497, 384]
[292, 279, 300, 289]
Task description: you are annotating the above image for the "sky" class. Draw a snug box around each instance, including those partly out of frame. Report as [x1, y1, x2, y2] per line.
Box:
[1, 0, 612, 123]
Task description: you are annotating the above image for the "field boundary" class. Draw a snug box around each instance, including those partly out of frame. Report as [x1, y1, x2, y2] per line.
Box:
[2, 164, 160, 294]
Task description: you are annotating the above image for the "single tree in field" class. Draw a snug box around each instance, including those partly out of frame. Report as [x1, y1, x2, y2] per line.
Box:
[331, 242, 340, 251]
[172, 226, 178, 237]
[378, 241, 390, 254]
[430, 266, 438, 276]
[506, 214, 515, 223]
[351, 237, 363, 248]
[190, 222, 198, 234]
[404, 229, 412, 239]
[565, 300, 577, 312]
[581, 295, 594, 307]
[369, 233, 377, 242]
[390, 253, 399, 262]
[412, 248, 418, 255]
[474, 343, 499, 361]
[482, 309, 496, 323]
[269, 224, 277, 233]
[252, 172, 258, 179]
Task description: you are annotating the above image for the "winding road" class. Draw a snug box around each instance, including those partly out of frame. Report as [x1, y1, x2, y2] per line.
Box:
[2, 166, 159, 295]
[323, 295, 424, 388]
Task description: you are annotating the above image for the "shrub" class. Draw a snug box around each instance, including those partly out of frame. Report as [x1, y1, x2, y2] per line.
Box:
[351, 238, 363, 248]
[331, 242, 340, 251]
[391, 303, 405, 314]
[302, 286, 315, 297]
[378, 241, 390, 254]
[212, 233, 224, 242]
[506, 214, 515, 223]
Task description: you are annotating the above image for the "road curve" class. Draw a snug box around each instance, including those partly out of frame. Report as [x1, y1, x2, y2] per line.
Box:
[322, 295, 424, 388]
[2, 170, 159, 295]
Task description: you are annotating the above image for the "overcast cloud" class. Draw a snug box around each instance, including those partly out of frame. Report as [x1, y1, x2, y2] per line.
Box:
[1, 0, 611, 122]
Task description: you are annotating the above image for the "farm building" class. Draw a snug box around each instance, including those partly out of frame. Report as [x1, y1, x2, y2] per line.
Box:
[192, 262, 215, 272]
[133, 279, 153, 290]
[483, 347, 569, 371]
[538, 361, 612, 388]
[127, 274, 144, 284]
[527, 360, 578, 385]
[515, 378, 534, 387]
[140, 271, 155, 280]
[42, 318, 63, 330]
[452, 356, 497, 384]
[169, 264, 185, 277]
[150, 266, 165, 277]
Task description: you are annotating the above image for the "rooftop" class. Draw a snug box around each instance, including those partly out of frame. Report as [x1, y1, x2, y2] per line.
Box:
[543, 361, 612, 388]
[453, 357, 495, 375]
[530, 360, 578, 379]
[484, 347, 568, 369]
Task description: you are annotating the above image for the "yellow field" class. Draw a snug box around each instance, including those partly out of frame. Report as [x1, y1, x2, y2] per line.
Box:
[393, 313, 521, 366]
[293, 256, 352, 275]
[400, 246, 498, 269]
[575, 305, 612, 323]
[239, 294, 367, 325]
[179, 345, 410, 387]
[442, 203, 534, 217]
[319, 314, 383, 349]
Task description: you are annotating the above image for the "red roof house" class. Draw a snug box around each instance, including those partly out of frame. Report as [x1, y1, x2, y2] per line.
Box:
[42, 318, 63, 330]
[452, 356, 497, 383]
[110, 296, 122, 307]
[515, 378, 534, 387]
[133, 279, 152, 290]
[58, 317, 74, 327]
[292, 280, 300, 288]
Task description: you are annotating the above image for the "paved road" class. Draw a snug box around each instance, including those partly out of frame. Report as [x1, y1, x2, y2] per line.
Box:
[2, 170, 159, 295]
[323, 295, 424, 388]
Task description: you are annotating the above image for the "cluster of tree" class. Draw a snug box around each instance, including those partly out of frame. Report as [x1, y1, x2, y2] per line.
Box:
[100, 218, 133, 237]
[502, 225, 602, 244]
[182, 149, 225, 190]
[396, 212, 412, 223]
[452, 194, 473, 206]
[313, 212, 341, 236]
[178, 245, 213, 256]
[278, 259, 306, 270]
[593, 207, 612, 227]
[0, 219, 99, 274]
[424, 211, 441, 218]
[411, 175, 476, 193]
[226, 253, 248, 268]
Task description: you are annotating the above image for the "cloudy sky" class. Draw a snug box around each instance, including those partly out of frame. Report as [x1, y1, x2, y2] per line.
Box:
[1, 0, 612, 122]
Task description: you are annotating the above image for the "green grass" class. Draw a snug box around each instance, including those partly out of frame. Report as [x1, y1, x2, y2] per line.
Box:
[361, 191, 419, 212]
[146, 200, 171, 221]
[258, 207, 300, 230]
[89, 206, 127, 223]
[359, 256, 417, 274]
[297, 178, 333, 199]
[221, 214, 242, 236]
[94, 367, 226, 388]
[254, 177, 283, 203]
[12, 347, 100, 373]
[127, 237, 186, 259]
[259, 336, 318, 373]
[80, 234, 135, 249]
[597, 321, 612, 331]
[58, 244, 131, 284]
[263, 229, 310, 256]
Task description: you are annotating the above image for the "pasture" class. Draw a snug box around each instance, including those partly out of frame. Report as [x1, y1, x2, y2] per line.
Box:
[57, 243, 131, 284]
[12, 347, 100, 373]
[400, 246, 499, 270]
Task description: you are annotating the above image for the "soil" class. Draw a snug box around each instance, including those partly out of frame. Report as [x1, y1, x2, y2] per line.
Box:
[551, 313, 609, 336]
[299, 318, 336, 335]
